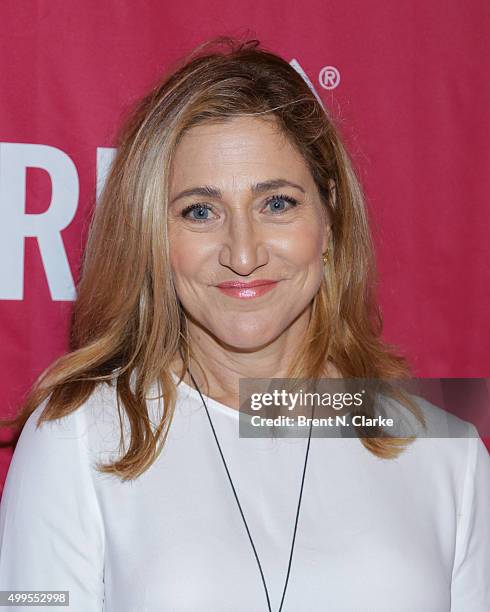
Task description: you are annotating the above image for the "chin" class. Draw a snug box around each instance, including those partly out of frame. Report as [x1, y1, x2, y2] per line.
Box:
[210, 321, 284, 351]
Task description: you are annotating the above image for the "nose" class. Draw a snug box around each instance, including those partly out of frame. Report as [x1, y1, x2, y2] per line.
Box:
[218, 210, 269, 275]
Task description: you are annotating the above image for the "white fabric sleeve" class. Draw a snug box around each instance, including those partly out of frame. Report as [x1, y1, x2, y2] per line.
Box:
[0, 400, 105, 611]
[450, 426, 490, 611]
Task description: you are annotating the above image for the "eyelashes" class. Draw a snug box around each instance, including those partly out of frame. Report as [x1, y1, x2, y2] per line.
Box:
[180, 193, 300, 223]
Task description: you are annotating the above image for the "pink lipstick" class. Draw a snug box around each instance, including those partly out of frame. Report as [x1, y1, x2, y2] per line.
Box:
[216, 279, 279, 299]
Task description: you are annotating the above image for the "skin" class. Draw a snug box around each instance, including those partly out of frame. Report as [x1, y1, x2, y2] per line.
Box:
[167, 115, 339, 410]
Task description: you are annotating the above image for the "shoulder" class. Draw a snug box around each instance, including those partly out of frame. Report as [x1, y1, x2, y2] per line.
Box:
[16, 378, 170, 473]
[379, 391, 479, 440]
[9, 382, 125, 482]
[22, 381, 116, 439]
[384, 393, 489, 496]
[374, 391, 488, 477]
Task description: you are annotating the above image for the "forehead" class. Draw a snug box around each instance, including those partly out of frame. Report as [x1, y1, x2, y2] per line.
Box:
[169, 116, 313, 191]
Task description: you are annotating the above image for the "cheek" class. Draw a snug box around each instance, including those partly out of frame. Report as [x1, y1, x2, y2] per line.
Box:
[168, 234, 195, 294]
[168, 222, 196, 275]
[168, 232, 213, 300]
[283, 224, 323, 264]
[169, 249, 197, 296]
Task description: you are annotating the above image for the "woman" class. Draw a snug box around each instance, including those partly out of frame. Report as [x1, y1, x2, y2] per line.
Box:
[0, 37, 488, 611]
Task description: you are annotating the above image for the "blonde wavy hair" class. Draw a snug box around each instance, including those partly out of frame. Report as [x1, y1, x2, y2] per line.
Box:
[1, 36, 425, 480]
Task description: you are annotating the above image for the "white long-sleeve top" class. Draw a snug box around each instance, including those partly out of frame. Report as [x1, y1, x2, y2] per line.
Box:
[0, 373, 489, 611]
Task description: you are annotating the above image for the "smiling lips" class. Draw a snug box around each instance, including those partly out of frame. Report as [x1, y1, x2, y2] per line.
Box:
[216, 279, 280, 299]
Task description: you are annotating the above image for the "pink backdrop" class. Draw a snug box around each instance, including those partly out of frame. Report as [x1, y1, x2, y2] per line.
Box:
[1, 0, 489, 490]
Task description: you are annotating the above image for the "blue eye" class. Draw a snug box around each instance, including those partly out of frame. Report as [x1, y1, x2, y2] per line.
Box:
[265, 194, 299, 213]
[180, 193, 300, 224]
[181, 203, 213, 222]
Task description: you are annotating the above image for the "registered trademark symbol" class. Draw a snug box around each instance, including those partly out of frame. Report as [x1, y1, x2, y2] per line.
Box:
[319, 66, 341, 90]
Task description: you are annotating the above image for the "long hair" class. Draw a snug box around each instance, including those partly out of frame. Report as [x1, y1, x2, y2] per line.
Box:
[1, 36, 425, 480]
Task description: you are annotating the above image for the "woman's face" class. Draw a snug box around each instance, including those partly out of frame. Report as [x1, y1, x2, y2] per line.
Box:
[168, 115, 332, 350]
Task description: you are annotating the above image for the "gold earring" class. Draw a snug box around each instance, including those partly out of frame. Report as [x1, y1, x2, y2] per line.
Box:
[322, 252, 328, 264]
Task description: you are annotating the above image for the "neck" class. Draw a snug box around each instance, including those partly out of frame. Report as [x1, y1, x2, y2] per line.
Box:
[170, 305, 341, 411]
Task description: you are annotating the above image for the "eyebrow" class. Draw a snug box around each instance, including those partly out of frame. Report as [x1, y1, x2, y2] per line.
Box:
[169, 178, 306, 205]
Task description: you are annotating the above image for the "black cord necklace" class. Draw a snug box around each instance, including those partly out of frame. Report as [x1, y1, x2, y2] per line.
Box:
[187, 367, 314, 612]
